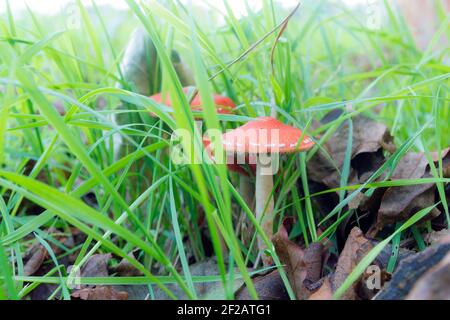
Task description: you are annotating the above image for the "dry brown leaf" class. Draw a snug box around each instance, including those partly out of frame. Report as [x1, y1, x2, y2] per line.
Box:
[113, 252, 143, 277]
[236, 223, 326, 300]
[303, 243, 324, 289]
[272, 220, 308, 300]
[376, 178, 438, 226]
[307, 115, 394, 189]
[444, 151, 450, 177]
[348, 193, 369, 210]
[384, 148, 450, 180]
[391, 149, 449, 182]
[153, 258, 243, 300]
[80, 254, 111, 278]
[371, 149, 450, 233]
[235, 270, 289, 300]
[66, 254, 113, 294]
[71, 286, 128, 300]
[406, 252, 450, 300]
[308, 278, 333, 300]
[24, 229, 78, 299]
[24, 228, 75, 277]
[331, 227, 373, 300]
[392, 152, 430, 180]
[23, 244, 47, 276]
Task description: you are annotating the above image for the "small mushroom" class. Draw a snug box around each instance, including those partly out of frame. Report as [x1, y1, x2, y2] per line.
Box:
[150, 87, 236, 169]
[150, 86, 236, 131]
[150, 87, 235, 114]
[221, 117, 314, 265]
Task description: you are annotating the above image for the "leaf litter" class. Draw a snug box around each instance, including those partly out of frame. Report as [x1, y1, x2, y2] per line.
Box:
[235, 112, 450, 300]
[19, 110, 450, 300]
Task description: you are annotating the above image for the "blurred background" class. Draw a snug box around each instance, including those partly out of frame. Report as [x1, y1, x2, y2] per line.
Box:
[2, 0, 449, 51]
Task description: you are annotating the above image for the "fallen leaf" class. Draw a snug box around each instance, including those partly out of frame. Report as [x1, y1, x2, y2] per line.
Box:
[331, 227, 373, 300]
[113, 252, 143, 277]
[308, 278, 333, 300]
[25, 229, 77, 299]
[153, 258, 243, 300]
[371, 149, 450, 233]
[71, 286, 128, 300]
[23, 228, 75, 277]
[302, 242, 324, 290]
[111, 285, 150, 300]
[376, 177, 438, 226]
[393, 149, 449, 181]
[235, 270, 289, 300]
[406, 252, 450, 300]
[76, 253, 111, 285]
[444, 152, 450, 177]
[307, 115, 394, 189]
[272, 219, 308, 299]
[392, 152, 431, 180]
[23, 244, 47, 276]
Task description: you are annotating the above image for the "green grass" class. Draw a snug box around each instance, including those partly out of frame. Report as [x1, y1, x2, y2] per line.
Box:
[0, 0, 449, 300]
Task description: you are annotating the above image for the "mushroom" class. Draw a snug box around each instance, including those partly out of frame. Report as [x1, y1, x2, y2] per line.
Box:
[150, 87, 235, 114]
[150, 87, 236, 168]
[149, 86, 236, 132]
[221, 116, 314, 265]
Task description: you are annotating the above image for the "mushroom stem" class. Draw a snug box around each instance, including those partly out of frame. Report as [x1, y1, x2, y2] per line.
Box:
[255, 160, 274, 266]
[239, 175, 254, 209]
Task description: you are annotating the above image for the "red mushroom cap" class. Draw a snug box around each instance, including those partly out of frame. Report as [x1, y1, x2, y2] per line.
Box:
[221, 117, 314, 154]
[150, 87, 236, 115]
[203, 135, 256, 176]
